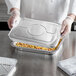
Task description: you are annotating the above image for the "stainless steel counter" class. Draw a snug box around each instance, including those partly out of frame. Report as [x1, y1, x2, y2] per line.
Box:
[0, 31, 76, 76]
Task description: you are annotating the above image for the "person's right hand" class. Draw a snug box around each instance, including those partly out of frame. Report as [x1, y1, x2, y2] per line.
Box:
[8, 9, 21, 29]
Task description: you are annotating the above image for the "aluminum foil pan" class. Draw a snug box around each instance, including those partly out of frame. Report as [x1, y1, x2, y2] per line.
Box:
[9, 18, 62, 54]
[11, 38, 63, 55]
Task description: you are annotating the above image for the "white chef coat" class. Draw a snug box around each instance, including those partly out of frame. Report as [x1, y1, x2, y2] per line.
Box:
[5, 0, 76, 24]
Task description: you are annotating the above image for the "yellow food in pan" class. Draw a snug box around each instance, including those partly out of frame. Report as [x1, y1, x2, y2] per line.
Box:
[16, 38, 62, 51]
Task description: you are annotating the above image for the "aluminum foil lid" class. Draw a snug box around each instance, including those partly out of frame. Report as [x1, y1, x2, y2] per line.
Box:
[9, 18, 61, 47]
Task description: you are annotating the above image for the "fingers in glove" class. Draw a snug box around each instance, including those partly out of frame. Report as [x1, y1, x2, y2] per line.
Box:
[61, 25, 68, 37]
[13, 17, 21, 27]
[8, 18, 13, 29]
[8, 16, 16, 29]
[60, 21, 66, 33]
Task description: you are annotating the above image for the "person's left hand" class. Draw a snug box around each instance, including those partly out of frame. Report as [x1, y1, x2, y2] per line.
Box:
[60, 16, 74, 37]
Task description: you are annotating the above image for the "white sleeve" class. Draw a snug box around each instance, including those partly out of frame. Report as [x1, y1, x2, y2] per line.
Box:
[68, 0, 76, 16]
[5, 0, 21, 14]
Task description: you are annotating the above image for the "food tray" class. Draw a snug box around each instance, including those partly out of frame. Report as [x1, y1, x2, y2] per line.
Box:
[9, 18, 62, 54]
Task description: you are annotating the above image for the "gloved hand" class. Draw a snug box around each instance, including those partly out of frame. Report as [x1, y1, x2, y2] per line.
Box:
[60, 16, 74, 37]
[8, 9, 21, 29]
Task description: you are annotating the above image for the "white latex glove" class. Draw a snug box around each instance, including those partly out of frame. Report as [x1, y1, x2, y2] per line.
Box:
[60, 16, 74, 37]
[8, 9, 21, 29]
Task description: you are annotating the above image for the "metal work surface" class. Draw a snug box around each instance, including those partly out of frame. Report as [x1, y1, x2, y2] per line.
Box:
[0, 31, 76, 76]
